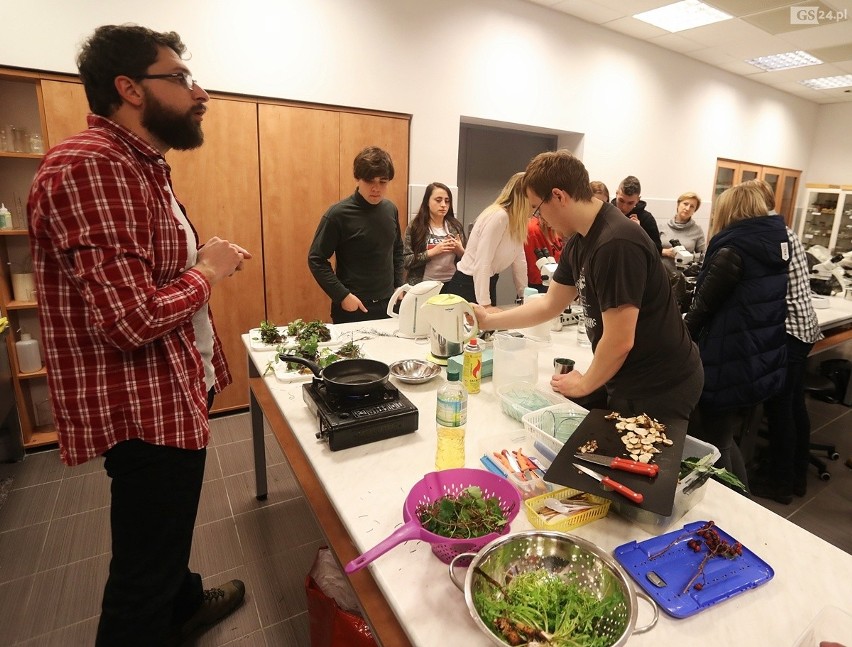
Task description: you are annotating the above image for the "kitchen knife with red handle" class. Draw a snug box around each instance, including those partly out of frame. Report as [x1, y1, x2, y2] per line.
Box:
[573, 463, 644, 504]
[574, 453, 659, 477]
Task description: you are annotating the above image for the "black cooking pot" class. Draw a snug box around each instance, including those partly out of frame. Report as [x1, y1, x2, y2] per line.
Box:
[278, 355, 390, 397]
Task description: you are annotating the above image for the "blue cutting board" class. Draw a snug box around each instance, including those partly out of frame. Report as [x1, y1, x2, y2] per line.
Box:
[613, 521, 774, 618]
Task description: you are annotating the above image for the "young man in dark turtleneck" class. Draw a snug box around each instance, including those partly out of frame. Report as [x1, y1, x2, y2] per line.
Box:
[308, 146, 404, 323]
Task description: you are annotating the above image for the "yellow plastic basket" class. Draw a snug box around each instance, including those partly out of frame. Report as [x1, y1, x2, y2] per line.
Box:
[524, 487, 610, 532]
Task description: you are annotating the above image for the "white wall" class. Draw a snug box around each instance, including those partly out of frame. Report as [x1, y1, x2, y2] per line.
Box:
[806, 103, 852, 184]
[0, 0, 825, 203]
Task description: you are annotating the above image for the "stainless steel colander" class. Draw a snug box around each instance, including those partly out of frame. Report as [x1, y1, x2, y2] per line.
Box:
[449, 530, 658, 647]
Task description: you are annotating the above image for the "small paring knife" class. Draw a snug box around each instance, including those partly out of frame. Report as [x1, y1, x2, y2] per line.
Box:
[573, 463, 644, 504]
[574, 453, 659, 477]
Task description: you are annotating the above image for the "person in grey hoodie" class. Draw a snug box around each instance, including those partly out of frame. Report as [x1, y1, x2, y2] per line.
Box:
[660, 192, 706, 273]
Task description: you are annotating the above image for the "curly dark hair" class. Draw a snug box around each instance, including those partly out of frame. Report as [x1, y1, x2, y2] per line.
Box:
[76, 24, 187, 117]
[353, 146, 395, 181]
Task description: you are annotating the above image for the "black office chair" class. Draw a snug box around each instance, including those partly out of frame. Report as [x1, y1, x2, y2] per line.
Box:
[803, 373, 841, 481]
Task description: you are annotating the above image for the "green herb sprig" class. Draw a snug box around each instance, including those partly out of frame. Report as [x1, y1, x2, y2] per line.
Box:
[474, 568, 625, 646]
[258, 320, 285, 345]
[416, 486, 510, 539]
[680, 457, 747, 494]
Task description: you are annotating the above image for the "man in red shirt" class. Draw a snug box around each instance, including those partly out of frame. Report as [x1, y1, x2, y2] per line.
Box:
[28, 25, 249, 646]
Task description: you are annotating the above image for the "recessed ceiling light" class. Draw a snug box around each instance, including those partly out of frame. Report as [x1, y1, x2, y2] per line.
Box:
[746, 51, 823, 72]
[800, 75, 852, 90]
[634, 0, 732, 33]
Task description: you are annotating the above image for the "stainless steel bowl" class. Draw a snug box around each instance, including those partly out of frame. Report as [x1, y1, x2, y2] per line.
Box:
[388, 359, 442, 384]
[449, 530, 658, 647]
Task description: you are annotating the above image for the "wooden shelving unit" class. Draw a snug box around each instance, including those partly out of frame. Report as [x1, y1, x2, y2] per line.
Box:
[0, 73, 56, 450]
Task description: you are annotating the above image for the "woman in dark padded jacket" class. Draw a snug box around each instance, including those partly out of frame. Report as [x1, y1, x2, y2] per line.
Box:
[684, 183, 790, 491]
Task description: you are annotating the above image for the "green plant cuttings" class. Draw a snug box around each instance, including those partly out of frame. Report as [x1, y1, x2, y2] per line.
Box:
[258, 320, 284, 345]
[261, 319, 361, 376]
[680, 457, 747, 494]
[473, 567, 626, 646]
[415, 486, 510, 540]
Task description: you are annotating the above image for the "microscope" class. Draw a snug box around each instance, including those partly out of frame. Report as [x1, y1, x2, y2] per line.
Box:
[534, 247, 559, 286]
[532, 248, 580, 326]
[809, 251, 850, 296]
[669, 239, 695, 268]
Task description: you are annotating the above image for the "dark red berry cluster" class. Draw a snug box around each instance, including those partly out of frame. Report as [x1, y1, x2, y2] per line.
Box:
[696, 521, 743, 558]
[682, 521, 743, 593]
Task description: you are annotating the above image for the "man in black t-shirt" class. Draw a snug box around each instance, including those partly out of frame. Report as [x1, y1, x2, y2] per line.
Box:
[474, 151, 703, 434]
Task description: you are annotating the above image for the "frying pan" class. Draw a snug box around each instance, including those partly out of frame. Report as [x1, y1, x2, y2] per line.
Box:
[278, 355, 390, 397]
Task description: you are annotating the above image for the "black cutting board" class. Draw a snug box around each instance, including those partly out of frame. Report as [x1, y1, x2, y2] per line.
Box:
[543, 409, 686, 516]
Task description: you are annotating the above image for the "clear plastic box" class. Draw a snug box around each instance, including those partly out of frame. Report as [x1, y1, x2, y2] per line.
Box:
[610, 435, 721, 533]
[520, 419, 720, 534]
[793, 605, 852, 647]
[522, 400, 589, 456]
[496, 381, 566, 422]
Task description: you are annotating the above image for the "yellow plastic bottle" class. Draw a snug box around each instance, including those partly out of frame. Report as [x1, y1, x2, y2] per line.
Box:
[435, 370, 467, 470]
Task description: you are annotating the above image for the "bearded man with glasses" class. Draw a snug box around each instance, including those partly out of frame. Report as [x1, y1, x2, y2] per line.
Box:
[28, 24, 249, 646]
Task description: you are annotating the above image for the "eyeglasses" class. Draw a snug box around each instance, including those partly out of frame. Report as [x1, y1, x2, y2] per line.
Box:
[135, 72, 197, 90]
[532, 196, 548, 218]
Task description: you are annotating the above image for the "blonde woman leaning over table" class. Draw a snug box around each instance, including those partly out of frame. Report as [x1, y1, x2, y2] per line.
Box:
[442, 172, 528, 311]
[660, 192, 706, 273]
[403, 182, 465, 285]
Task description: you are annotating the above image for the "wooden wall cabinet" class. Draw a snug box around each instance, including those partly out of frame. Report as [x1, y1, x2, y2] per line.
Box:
[0, 66, 410, 446]
[259, 105, 410, 324]
[714, 159, 801, 225]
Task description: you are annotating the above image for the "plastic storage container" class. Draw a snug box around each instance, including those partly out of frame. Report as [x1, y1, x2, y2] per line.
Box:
[492, 333, 538, 388]
[522, 400, 589, 455]
[610, 435, 721, 533]
[793, 605, 852, 647]
[496, 381, 565, 422]
[506, 471, 551, 500]
[519, 419, 720, 534]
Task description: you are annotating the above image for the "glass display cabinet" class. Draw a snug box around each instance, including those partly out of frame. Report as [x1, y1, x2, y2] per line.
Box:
[796, 185, 852, 254]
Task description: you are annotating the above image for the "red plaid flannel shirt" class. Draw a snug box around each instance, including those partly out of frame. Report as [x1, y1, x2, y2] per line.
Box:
[28, 115, 231, 466]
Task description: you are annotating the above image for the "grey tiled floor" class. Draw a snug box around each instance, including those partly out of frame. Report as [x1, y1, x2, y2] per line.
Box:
[0, 398, 849, 645]
[0, 414, 322, 646]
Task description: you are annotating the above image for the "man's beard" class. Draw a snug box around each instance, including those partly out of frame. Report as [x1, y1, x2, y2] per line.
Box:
[141, 90, 204, 151]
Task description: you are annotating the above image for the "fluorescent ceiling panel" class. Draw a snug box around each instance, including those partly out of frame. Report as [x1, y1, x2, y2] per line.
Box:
[800, 74, 852, 89]
[633, 0, 732, 33]
[746, 50, 824, 71]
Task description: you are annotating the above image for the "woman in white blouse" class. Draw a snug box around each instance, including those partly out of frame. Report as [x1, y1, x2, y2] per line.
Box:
[442, 172, 529, 309]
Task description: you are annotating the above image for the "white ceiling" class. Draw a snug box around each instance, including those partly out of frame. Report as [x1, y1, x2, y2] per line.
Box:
[525, 0, 852, 104]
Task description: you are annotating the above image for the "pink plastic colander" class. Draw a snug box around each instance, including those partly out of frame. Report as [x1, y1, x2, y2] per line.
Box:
[344, 468, 521, 573]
